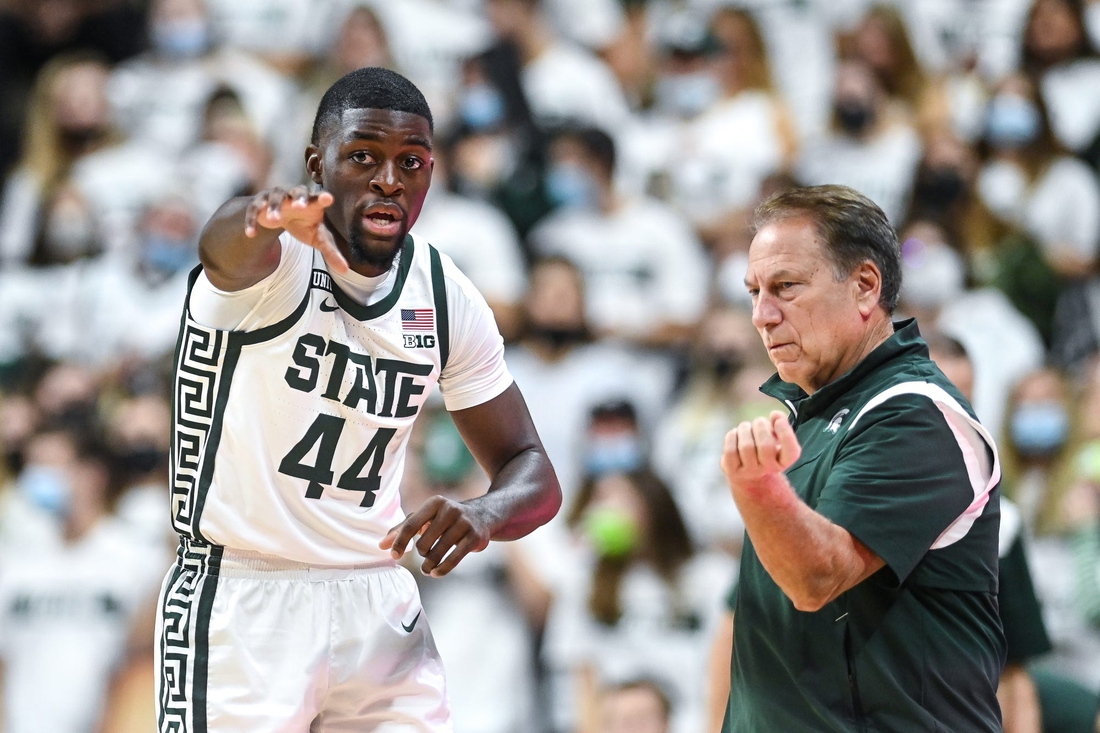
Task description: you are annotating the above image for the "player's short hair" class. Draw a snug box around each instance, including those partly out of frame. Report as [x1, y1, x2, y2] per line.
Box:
[753, 184, 902, 313]
[311, 67, 433, 144]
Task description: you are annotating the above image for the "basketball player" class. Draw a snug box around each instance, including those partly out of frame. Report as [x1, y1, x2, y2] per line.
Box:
[155, 67, 561, 732]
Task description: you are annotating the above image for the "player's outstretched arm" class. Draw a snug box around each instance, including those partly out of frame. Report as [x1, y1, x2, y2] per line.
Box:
[199, 186, 348, 292]
[380, 383, 561, 577]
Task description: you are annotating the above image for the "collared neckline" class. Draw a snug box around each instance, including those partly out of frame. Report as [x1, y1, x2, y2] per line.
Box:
[760, 318, 927, 421]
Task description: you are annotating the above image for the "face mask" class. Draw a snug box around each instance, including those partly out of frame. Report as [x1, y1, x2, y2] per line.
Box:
[1010, 401, 1069, 457]
[913, 167, 968, 211]
[585, 435, 643, 476]
[3, 448, 25, 476]
[119, 444, 167, 475]
[653, 72, 721, 118]
[545, 163, 598, 210]
[835, 99, 874, 135]
[529, 326, 588, 349]
[18, 465, 72, 519]
[152, 17, 211, 59]
[583, 506, 639, 558]
[986, 94, 1040, 148]
[459, 84, 506, 131]
[143, 235, 197, 276]
[699, 350, 743, 380]
[58, 126, 106, 151]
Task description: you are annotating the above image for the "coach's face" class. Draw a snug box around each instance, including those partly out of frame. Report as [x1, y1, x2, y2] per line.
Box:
[307, 108, 433, 275]
[745, 217, 883, 394]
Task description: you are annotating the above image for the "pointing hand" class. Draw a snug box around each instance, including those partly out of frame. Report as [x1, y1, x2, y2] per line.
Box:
[244, 186, 348, 274]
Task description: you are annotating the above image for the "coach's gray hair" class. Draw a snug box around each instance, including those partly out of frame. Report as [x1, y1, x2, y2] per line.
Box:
[752, 184, 902, 313]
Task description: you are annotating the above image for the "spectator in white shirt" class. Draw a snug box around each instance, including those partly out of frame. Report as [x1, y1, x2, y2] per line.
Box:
[613, 8, 722, 202]
[0, 426, 167, 733]
[1021, 0, 1100, 156]
[202, 0, 336, 76]
[285, 5, 398, 188]
[108, 0, 295, 161]
[977, 71, 1100, 278]
[411, 148, 527, 339]
[0, 53, 115, 267]
[448, 42, 554, 242]
[797, 57, 922, 223]
[542, 467, 732, 733]
[505, 256, 676, 505]
[669, 7, 796, 243]
[530, 125, 710, 348]
[843, 4, 929, 115]
[483, 0, 631, 131]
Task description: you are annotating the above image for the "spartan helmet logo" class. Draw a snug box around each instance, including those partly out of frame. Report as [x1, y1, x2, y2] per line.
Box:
[826, 408, 850, 434]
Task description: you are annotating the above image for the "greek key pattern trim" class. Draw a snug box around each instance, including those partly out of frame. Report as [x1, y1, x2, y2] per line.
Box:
[171, 322, 227, 538]
[157, 539, 221, 733]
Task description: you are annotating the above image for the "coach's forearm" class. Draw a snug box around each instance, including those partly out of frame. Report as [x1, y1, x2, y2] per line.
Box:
[732, 474, 879, 612]
[199, 196, 282, 291]
[465, 446, 561, 541]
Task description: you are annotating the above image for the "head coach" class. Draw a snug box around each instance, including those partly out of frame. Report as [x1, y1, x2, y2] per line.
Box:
[721, 184, 1005, 732]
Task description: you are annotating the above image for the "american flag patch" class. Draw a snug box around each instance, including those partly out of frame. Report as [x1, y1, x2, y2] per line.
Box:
[401, 308, 434, 331]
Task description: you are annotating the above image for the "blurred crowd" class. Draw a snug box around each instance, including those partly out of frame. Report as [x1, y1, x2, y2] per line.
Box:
[2, 0, 1100, 731]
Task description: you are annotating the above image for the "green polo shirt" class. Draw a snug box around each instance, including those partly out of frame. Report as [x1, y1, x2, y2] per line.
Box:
[725, 319, 1005, 733]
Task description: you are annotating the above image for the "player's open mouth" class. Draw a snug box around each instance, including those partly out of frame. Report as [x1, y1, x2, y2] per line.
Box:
[361, 205, 404, 237]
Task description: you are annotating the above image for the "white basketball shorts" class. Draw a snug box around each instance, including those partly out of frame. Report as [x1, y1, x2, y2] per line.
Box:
[154, 539, 452, 733]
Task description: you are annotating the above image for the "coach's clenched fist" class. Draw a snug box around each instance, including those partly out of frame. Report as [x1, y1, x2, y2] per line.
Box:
[720, 410, 801, 486]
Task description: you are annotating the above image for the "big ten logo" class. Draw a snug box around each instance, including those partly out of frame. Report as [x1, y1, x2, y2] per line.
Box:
[403, 334, 436, 349]
[283, 333, 433, 418]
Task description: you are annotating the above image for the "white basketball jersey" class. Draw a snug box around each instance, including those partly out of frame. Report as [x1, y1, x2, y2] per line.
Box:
[169, 234, 505, 565]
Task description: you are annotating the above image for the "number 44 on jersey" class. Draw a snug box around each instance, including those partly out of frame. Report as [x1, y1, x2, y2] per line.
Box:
[276, 332, 434, 507]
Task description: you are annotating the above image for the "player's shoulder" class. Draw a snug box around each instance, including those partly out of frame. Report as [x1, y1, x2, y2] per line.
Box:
[414, 234, 483, 301]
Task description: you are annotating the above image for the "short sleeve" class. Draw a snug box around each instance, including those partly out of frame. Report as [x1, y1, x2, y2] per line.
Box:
[187, 233, 311, 331]
[814, 395, 979, 586]
[438, 257, 513, 411]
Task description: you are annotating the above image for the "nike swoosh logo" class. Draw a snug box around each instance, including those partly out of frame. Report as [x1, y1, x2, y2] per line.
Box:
[319, 299, 339, 313]
[402, 610, 422, 633]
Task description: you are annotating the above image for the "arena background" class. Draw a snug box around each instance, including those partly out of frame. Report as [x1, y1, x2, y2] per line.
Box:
[1, 0, 1100, 731]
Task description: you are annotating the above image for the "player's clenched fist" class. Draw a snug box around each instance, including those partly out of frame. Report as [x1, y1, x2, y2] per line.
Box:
[244, 185, 349, 273]
[721, 410, 801, 486]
